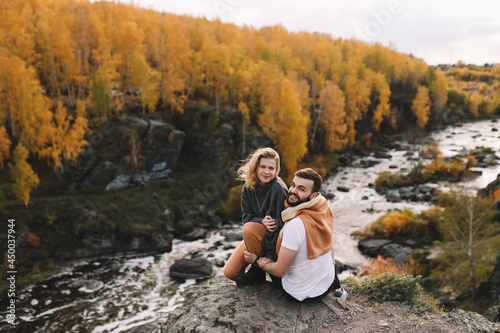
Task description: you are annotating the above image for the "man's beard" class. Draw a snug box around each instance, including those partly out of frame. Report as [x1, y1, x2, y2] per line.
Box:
[286, 193, 311, 207]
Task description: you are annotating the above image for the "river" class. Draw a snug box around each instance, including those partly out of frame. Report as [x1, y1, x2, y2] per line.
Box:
[2, 119, 500, 332]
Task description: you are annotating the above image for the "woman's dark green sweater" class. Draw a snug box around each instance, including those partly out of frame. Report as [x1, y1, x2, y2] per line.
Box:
[241, 177, 287, 261]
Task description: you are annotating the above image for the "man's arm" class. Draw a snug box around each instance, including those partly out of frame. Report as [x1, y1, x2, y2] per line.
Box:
[244, 247, 296, 278]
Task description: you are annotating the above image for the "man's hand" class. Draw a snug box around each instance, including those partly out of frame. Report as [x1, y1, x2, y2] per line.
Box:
[257, 257, 272, 267]
[262, 215, 276, 231]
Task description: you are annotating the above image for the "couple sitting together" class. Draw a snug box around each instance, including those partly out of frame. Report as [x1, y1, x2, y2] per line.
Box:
[223, 147, 346, 302]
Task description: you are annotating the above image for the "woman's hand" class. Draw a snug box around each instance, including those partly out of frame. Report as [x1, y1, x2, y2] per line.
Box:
[262, 215, 276, 232]
[243, 251, 258, 264]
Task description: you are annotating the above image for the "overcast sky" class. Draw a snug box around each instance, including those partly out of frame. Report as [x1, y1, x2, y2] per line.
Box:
[106, 0, 500, 66]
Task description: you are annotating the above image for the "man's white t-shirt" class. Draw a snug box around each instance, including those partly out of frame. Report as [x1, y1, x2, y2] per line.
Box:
[281, 216, 335, 301]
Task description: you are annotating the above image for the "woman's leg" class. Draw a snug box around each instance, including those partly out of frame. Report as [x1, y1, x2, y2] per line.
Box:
[242, 222, 267, 256]
[223, 240, 248, 281]
[223, 222, 267, 281]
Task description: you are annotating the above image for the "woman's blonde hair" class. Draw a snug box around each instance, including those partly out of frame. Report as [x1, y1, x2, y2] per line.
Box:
[237, 147, 281, 190]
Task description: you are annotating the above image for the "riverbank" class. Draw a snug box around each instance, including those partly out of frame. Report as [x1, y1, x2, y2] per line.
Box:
[2, 118, 500, 332]
[326, 118, 500, 267]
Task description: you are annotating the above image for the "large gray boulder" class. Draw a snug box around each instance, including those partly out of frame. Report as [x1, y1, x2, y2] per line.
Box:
[358, 239, 391, 257]
[169, 258, 213, 280]
[379, 243, 414, 264]
[132, 119, 185, 183]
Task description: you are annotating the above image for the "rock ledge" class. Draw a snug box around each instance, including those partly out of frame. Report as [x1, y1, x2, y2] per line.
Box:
[162, 276, 500, 333]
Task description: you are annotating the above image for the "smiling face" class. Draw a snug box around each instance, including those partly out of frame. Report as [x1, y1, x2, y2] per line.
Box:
[256, 157, 277, 185]
[287, 176, 318, 206]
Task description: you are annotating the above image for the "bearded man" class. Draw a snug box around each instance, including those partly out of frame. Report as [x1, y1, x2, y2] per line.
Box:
[244, 168, 345, 301]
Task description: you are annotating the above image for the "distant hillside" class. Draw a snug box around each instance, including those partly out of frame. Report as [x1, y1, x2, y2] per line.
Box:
[1, 0, 499, 207]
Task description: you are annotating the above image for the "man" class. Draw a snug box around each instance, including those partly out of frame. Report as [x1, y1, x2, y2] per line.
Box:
[244, 168, 343, 301]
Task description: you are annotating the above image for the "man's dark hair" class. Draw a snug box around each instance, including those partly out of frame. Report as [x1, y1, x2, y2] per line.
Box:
[295, 168, 322, 194]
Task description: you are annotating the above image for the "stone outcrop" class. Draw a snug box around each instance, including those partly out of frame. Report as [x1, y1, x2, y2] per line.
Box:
[161, 276, 500, 333]
[358, 239, 415, 264]
[70, 209, 173, 258]
[73, 116, 185, 192]
[358, 239, 391, 257]
[169, 258, 213, 280]
[484, 251, 500, 322]
[479, 173, 500, 198]
[376, 185, 438, 203]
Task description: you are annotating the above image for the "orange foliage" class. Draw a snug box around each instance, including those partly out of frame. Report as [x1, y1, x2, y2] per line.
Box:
[2, 0, 495, 184]
[421, 143, 442, 160]
[168, 131, 175, 142]
[430, 68, 448, 113]
[9, 144, 39, 206]
[318, 81, 347, 152]
[360, 255, 407, 276]
[382, 211, 416, 237]
[360, 255, 423, 277]
[360, 134, 371, 147]
[411, 85, 431, 129]
[258, 77, 309, 171]
[468, 94, 482, 118]
[0, 126, 11, 169]
[492, 188, 500, 201]
[27, 233, 40, 247]
[465, 155, 478, 169]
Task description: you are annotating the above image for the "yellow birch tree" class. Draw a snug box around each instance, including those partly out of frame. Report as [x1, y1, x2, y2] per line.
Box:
[411, 85, 431, 129]
[371, 72, 392, 132]
[430, 68, 448, 120]
[9, 144, 40, 207]
[318, 81, 347, 152]
[344, 75, 370, 146]
[0, 126, 11, 169]
[39, 101, 88, 173]
[129, 51, 159, 114]
[258, 77, 309, 171]
[468, 94, 482, 118]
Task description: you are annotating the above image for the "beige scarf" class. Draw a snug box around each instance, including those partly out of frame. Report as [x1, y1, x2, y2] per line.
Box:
[278, 194, 334, 259]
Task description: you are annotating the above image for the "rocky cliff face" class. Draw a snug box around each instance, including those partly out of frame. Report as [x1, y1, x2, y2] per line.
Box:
[162, 276, 500, 333]
[69, 116, 185, 192]
[68, 208, 173, 258]
[484, 251, 500, 322]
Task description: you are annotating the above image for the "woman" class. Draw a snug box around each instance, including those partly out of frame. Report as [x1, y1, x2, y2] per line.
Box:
[223, 147, 287, 286]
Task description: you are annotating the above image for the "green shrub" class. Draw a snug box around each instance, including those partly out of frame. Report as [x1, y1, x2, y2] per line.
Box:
[175, 219, 193, 234]
[465, 155, 478, 169]
[357, 272, 422, 303]
[374, 171, 410, 188]
[221, 185, 243, 218]
[416, 206, 444, 242]
[423, 158, 471, 180]
[352, 272, 442, 315]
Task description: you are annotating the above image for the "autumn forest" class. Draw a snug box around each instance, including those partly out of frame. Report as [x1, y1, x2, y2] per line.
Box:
[0, 0, 499, 205]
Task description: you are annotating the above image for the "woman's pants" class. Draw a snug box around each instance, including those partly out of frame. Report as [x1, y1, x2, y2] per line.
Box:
[223, 222, 267, 281]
